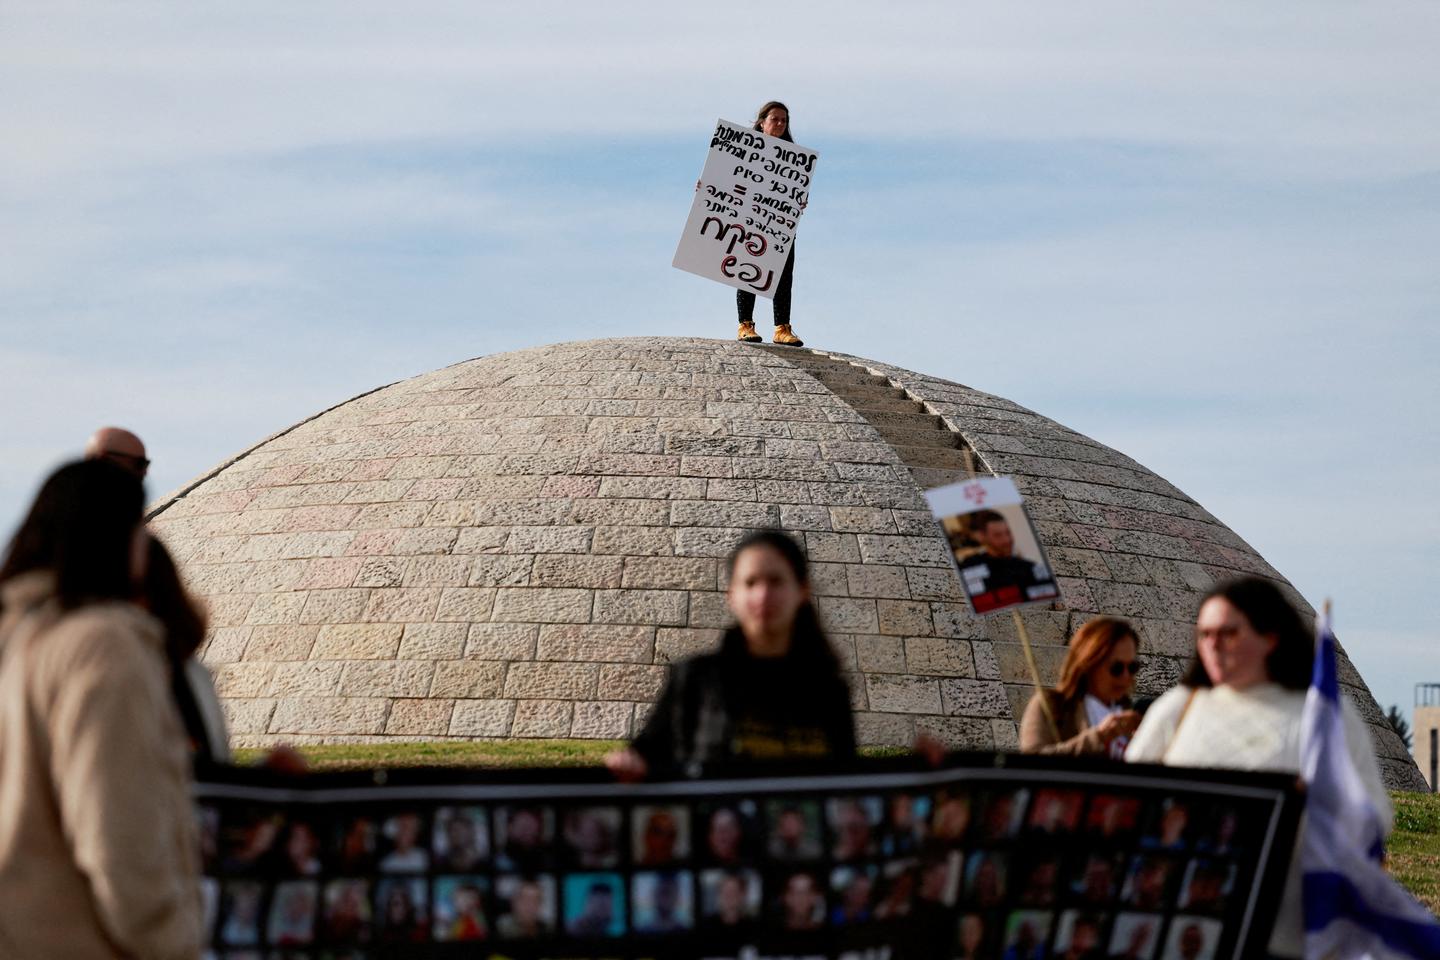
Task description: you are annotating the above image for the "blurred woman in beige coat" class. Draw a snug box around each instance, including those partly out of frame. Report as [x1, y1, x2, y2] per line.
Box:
[0, 460, 201, 959]
[1019, 616, 1143, 757]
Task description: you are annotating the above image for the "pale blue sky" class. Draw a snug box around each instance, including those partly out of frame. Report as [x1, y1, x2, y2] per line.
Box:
[2, 2, 1436, 730]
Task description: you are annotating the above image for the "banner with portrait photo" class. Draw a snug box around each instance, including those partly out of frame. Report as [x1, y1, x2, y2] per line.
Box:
[925, 477, 1061, 616]
[193, 755, 1301, 960]
[672, 118, 818, 299]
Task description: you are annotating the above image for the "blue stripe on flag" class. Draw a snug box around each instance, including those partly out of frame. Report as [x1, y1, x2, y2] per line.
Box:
[1304, 872, 1440, 957]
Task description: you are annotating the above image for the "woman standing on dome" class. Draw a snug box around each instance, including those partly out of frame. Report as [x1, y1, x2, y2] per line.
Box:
[734, 100, 805, 348]
[1019, 616, 1142, 756]
[1125, 577, 1391, 958]
[605, 529, 853, 779]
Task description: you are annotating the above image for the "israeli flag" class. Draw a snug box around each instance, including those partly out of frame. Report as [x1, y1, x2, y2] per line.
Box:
[1300, 611, 1440, 959]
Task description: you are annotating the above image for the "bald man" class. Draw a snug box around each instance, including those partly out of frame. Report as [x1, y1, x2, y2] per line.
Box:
[84, 427, 149, 479]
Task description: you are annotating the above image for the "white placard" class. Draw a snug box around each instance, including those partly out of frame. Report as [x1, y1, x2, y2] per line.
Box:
[672, 118, 818, 299]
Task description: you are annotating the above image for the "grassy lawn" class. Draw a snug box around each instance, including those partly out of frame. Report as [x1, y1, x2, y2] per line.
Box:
[234, 741, 1440, 913]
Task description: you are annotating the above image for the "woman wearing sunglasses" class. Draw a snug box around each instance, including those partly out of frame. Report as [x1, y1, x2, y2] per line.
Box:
[1020, 616, 1142, 757]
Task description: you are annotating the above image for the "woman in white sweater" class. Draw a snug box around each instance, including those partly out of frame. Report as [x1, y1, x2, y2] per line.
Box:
[1126, 577, 1391, 959]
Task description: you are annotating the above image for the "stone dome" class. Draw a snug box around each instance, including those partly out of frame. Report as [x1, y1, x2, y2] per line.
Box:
[149, 338, 1423, 789]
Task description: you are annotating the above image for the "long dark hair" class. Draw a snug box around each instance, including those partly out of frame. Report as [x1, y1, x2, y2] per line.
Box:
[721, 529, 840, 677]
[1181, 577, 1313, 691]
[144, 536, 208, 663]
[752, 100, 795, 143]
[0, 459, 144, 610]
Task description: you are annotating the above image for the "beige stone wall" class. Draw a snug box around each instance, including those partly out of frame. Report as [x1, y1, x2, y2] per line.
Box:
[1416, 706, 1440, 790]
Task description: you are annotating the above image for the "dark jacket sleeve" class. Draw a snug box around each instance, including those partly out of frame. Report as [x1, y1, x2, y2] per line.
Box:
[630, 662, 684, 768]
[826, 676, 858, 760]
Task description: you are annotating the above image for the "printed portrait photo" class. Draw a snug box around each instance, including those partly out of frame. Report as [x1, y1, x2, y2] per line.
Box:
[699, 868, 761, 930]
[562, 805, 622, 870]
[494, 805, 554, 872]
[1177, 859, 1235, 913]
[882, 792, 931, 856]
[631, 870, 695, 934]
[1070, 853, 1124, 905]
[322, 878, 371, 943]
[332, 813, 378, 874]
[827, 795, 883, 861]
[955, 912, 988, 960]
[374, 876, 428, 945]
[828, 865, 877, 925]
[377, 811, 430, 873]
[976, 787, 1030, 841]
[266, 879, 318, 947]
[1160, 916, 1223, 960]
[1085, 794, 1143, 841]
[1002, 909, 1053, 960]
[432, 806, 489, 873]
[632, 804, 691, 866]
[220, 809, 284, 874]
[698, 801, 760, 865]
[1027, 788, 1085, 835]
[494, 874, 556, 940]
[1121, 856, 1177, 911]
[278, 818, 324, 877]
[773, 870, 825, 932]
[1109, 911, 1163, 960]
[1141, 797, 1193, 851]
[432, 875, 489, 942]
[764, 798, 823, 861]
[1054, 910, 1109, 960]
[563, 873, 626, 939]
[963, 851, 1008, 909]
[218, 880, 265, 947]
[873, 859, 918, 920]
[1014, 853, 1063, 907]
[926, 477, 1061, 615]
[929, 787, 973, 842]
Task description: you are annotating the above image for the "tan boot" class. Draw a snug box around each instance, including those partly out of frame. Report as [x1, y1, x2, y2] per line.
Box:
[772, 323, 804, 347]
[736, 320, 762, 342]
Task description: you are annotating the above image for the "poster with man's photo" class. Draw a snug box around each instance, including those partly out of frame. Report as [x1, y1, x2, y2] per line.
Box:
[925, 477, 1060, 615]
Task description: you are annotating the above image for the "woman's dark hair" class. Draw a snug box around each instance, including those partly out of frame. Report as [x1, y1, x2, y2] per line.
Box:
[145, 536, 208, 663]
[1181, 577, 1313, 691]
[752, 100, 795, 142]
[0, 459, 144, 610]
[721, 528, 839, 676]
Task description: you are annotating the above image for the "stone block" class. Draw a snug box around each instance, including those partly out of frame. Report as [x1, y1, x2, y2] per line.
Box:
[655, 628, 721, 663]
[504, 526, 594, 555]
[854, 711, 915, 747]
[990, 641, 1068, 685]
[386, 699, 455, 736]
[593, 589, 688, 626]
[466, 623, 538, 660]
[865, 676, 942, 714]
[828, 507, 898, 534]
[241, 625, 318, 661]
[402, 556, 474, 587]
[436, 587, 498, 622]
[537, 625, 655, 663]
[855, 634, 906, 673]
[397, 623, 468, 660]
[213, 662, 276, 698]
[449, 699, 516, 737]
[299, 589, 372, 624]
[296, 557, 364, 590]
[244, 593, 306, 625]
[465, 555, 534, 587]
[803, 532, 861, 563]
[354, 557, 407, 588]
[270, 697, 388, 735]
[992, 718, 1020, 751]
[430, 661, 507, 698]
[512, 700, 574, 737]
[504, 662, 599, 700]
[705, 479, 757, 502]
[452, 527, 510, 554]
[916, 716, 995, 750]
[905, 638, 975, 677]
[674, 527, 747, 558]
[688, 591, 730, 628]
[931, 602, 985, 640]
[621, 557, 717, 591]
[592, 526, 675, 556]
[531, 555, 625, 589]
[817, 597, 879, 634]
[312, 623, 404, 660]
[670, 500, 779, 528]
[222, 698, 277, 735]
[361, 588, 442, 623]
[492, 588, 594, 624]
[857, 535, 950, 567]
[778, 505, 832, 531]
[980, 610, 1071, 647]
[598, 476, 708, 500]
[571, 701, 634, 739]
[877, 599, 933, 636]
[204, 626, 251, 662]
[598, 664, 667, 701]
[845, 564, 910, 599]
[939, 678, 1009, 717]
[339, 660, 434, 698]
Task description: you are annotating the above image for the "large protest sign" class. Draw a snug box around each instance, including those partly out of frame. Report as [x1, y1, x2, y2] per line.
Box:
[926, 477, 1061, 616]
[672, 118, 818, 298]
[195, 755, 1300, 959]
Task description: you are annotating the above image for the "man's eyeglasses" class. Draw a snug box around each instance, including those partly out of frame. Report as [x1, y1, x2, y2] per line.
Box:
[1108, 660, 1140, 678]
[103, 451, 151, 472]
